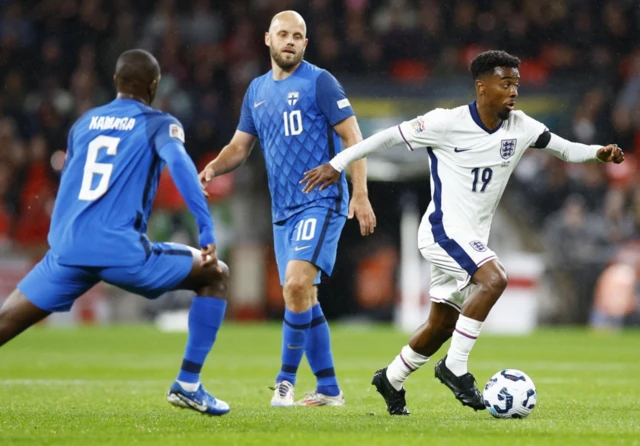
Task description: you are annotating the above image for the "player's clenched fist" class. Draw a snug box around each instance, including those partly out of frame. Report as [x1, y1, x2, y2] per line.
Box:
[596, 144, 625, 164]
[300, 163, 341, 193]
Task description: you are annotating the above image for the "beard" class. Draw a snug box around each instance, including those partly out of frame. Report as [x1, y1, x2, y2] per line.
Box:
[497, 108, 512, 120]
[270, 46, 303, 70]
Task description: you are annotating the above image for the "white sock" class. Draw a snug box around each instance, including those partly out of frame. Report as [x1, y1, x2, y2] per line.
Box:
[177, 380, 200, 392]
[386, 345, 429, 391]
[445, 315, 483, 377]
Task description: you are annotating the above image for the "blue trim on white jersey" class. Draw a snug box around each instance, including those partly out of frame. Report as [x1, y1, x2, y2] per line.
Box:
[426, 147, 479, 277]
[469, 101, 503, 134]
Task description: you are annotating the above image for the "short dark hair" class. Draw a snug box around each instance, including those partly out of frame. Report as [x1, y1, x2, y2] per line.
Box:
[470, 50, 521, 80]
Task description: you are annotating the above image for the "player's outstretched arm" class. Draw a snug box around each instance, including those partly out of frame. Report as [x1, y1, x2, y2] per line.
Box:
[300, 126, 403, 193]
[534, 131, 624, 164]
[199, 130, 257, 195]
[158, 141, 217, 251]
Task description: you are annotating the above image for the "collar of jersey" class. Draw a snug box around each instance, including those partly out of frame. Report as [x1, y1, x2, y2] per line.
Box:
[270, 61, 307, 82]
[469, 101, 503, 135]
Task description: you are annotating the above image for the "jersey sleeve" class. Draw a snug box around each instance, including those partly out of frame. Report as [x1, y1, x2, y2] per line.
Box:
[316, 70, 355, 126]
[397, 109, 447, 151]
[237, 85, 257, 135]
[157, 141, 216, 247]
[520, 112, 549, 148]
[151, 113, 186, 150]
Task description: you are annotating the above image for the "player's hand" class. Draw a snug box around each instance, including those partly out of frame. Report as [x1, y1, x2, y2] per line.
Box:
[349, 192, 376, 236]
[596, 144, 625, 164]
[300, 163, 341, 193]
[198, 164, 216, 198]
[200, 244, 221, 271]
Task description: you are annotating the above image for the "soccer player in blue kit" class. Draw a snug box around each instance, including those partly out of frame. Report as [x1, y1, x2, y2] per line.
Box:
[199, 11, 376, 407]
[0, 50, 231, 416]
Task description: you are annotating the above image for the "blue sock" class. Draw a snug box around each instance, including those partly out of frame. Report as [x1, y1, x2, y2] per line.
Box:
[305, 303, 340, 396]
[177, 297, 227, 383]
[276, 307, 312, 386]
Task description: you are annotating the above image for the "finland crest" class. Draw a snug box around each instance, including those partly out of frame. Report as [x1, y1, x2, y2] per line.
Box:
[500, 139, 517, 159]
[287, 91, 299, 107]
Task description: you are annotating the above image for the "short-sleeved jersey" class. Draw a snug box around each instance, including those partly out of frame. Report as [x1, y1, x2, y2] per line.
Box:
[397, 101, 547, 244]
[237, 61, 354, 223]
[48, 98, 188, 267]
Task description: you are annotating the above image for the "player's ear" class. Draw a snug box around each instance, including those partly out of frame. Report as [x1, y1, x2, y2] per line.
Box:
[265, 32, 271, 47]
[476, 79, 484, 96]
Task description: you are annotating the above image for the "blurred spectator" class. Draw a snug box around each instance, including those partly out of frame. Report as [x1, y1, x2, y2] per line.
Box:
[590, 240, 640, 329]
[613, 50, 640, 153]
[182, 0, 224, 45]
[544, 195, 612, 323]
[0, 0, 637, 322]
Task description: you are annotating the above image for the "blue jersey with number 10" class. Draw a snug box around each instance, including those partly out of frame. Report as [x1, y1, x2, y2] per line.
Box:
[237, 61, 354, 223]
[48, 98, 204, 268]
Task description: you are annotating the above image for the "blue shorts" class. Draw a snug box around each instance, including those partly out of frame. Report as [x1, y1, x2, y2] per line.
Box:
[273, 207, 347, 286]
[18, 242, 194, 312]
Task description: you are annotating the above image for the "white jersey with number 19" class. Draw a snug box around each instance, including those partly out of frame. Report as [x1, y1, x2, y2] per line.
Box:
[327, 98, 599, 309]
[398, 101, 546, 251]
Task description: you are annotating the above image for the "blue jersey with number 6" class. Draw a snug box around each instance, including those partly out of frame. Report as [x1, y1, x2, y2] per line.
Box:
[48, 98, 194, 267]
[237, 61, 354, 223]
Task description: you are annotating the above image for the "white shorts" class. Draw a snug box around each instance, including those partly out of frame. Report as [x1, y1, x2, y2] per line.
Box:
[419, 235, 497, 312]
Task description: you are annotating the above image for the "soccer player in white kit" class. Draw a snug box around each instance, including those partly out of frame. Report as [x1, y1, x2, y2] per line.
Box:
[300, 50, 625, 415]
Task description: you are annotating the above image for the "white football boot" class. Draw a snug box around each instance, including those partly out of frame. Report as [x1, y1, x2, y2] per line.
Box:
[296, 390, 345, 406]
[270, 380, 295, 407]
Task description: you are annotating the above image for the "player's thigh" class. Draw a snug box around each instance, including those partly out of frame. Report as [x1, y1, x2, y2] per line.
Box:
[99, 242, 196, 300]
[286, 207, 346, 286]
[272, 221, 291, 286]
[178, 248, 229, 298]
[17, 251, 99, 312]
[421, 235, 497, 291]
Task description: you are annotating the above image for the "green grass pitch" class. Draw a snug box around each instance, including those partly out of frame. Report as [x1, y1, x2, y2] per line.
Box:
[1, 324, 639, 445]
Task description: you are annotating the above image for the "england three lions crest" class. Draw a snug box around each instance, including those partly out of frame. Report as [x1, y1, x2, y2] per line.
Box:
[500, 139, 517, 159]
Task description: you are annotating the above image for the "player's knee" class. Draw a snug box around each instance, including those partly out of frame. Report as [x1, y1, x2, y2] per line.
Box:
[198, 261, 230, 299]
[283, 277, 311, 310]
[215, 261, 230, 284]
[484, 268, 508, 295]
[283, 277, 307, 299]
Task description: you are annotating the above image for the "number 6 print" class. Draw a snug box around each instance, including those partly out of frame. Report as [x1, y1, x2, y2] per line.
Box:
[78, 135, 120, 201]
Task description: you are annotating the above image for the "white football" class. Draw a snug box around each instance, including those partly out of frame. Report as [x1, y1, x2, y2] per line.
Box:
[483, 369, 537, 418]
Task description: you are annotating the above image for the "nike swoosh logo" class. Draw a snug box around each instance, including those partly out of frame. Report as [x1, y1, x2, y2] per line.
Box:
[287, 344, 304, 349]
[176, 393, 207, 412]
[454, 147, 472, 152]
[254, 100, 266, 108]
[294, 245, 311, 252]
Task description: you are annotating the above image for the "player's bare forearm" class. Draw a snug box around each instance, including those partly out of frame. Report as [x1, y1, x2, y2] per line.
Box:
[199, 130, 256, 192]
[332, 117, 376, 235]
[206, 143, 250, 177]
[348, 159, 368, 196]
[334, 116, 368, 195]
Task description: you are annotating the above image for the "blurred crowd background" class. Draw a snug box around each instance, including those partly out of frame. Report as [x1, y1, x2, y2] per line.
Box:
[0, 0, 638, 328]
